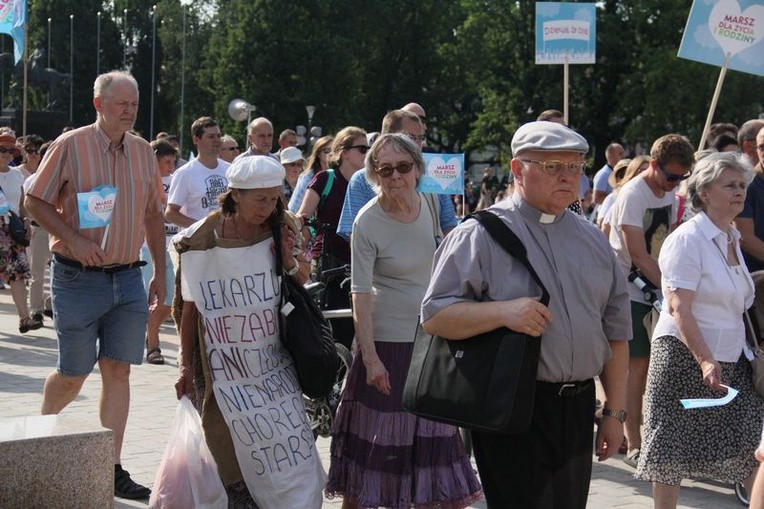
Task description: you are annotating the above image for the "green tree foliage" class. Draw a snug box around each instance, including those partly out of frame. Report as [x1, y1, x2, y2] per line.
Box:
[6, 0, 763, 162]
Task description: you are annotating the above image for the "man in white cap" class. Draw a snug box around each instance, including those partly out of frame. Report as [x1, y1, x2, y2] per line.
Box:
[421, 121, 630, 508]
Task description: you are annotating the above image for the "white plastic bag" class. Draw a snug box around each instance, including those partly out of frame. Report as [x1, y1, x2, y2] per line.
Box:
[149, 396, 228, 509]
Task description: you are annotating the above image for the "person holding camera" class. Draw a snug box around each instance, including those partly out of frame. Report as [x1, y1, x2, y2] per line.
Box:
[608, 134, 695, 467]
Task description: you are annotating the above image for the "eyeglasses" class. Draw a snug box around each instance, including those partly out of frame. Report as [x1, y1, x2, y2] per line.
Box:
[405, 133, 426, 143]
[347, 144, 369, 154]
[221, 146, 239, 152]
[520, 159, 585, 177]
[0, 147, 16, 154]
[375, 161, 414, 178]
[657, 162, 691, 183]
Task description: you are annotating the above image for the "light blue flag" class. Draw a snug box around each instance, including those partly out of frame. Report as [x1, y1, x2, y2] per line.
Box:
[678, 0, 764, 77]
[418, 153, 465, 195]
[0, 0, 26, 64]
[680, 384, 739, 409]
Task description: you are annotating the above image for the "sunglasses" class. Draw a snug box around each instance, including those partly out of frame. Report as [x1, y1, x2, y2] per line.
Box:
[221, 146, 239, 152]
[375, 161, 415, 178]
[0, 147, 16, 154]
[657, 162, 691, 182]
[347, 144, 369, 154]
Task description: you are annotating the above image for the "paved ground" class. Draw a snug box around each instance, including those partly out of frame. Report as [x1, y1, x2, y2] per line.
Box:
[0, 285, 748, 508]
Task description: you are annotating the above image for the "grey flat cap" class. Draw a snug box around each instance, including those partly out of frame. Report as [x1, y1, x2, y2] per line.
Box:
[511, 121, 589, 156]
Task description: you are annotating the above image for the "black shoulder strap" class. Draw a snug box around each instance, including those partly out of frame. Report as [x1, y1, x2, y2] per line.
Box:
[466, 210, 550, 307]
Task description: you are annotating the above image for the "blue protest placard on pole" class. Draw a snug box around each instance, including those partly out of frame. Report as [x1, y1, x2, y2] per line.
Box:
[678, 0, 764, 77]
[418, 153, 465, 195]
[535, 2, 596, 65]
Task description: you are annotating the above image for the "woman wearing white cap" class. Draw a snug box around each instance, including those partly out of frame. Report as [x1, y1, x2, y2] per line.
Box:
[173, 156, 321, 508]
[279, 146, 305, 205]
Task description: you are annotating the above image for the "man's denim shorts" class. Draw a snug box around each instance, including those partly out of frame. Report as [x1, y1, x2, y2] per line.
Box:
[51, 258, 149, 376]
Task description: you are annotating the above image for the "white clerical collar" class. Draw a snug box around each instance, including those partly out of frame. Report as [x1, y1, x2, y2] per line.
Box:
[539, 212, 557, 224]
[511, 192, 562, 224]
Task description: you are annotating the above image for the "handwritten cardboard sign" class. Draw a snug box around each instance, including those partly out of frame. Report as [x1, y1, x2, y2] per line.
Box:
[180, 239, 323, 508]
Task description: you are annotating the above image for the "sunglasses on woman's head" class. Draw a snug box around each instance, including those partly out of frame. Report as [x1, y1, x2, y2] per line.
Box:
[375, 161, 414, 178]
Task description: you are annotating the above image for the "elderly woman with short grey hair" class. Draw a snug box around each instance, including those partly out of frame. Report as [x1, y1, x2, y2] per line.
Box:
[636, 152, 763, 508]
[326, 133, 481, 509]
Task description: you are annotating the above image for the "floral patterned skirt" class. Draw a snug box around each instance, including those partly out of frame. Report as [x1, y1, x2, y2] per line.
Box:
[635, 335, 764, 485]
[0, 223, 30, 283]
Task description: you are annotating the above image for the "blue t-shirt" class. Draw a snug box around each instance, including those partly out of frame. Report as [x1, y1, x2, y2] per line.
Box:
[336, 169, 458, 240]
[739, 173, 764, 271]
[592, 164, 613, 194]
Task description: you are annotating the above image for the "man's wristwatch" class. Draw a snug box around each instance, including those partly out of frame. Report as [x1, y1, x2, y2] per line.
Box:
[602, 408, 627, 424]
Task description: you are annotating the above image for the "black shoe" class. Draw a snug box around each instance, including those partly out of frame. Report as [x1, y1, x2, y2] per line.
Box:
[114, 464, 151, 500]
[32, 312, 43, 323]
[43, 309, 53, 318]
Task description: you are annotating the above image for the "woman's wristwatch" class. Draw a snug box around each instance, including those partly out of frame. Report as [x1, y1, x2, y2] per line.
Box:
[284, 257, 299, 276]
[602, 408, 627, 423]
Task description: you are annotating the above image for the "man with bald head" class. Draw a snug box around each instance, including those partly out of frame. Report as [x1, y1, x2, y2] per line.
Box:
[421, 121, 629, 508]
[26, 71, 166, 500]
[234, 116, 276, 161]
[592, 142, 625, 205]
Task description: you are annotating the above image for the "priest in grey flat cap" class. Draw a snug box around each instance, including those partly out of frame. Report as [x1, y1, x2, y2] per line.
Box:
[421, 121, 631, 509]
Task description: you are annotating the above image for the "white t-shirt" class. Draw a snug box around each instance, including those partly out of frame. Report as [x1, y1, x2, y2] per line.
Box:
[0, 167, 25, 214]
[652, 212, 754, 362]
[609, 176, 676, 302]
[167, 158, 229, 222]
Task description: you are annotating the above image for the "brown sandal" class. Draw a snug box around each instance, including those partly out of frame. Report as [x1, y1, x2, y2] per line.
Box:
[19, 316, 43, 334]
[146, 347, 165, 365]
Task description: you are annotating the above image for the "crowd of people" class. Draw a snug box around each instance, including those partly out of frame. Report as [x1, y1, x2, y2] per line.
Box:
[4, 68, 764, 508]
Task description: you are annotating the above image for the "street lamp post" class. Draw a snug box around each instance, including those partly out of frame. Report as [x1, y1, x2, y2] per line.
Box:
[96, 12, 101, 75]
[150, 5, 157, 139]
[123, 9, 128, 69]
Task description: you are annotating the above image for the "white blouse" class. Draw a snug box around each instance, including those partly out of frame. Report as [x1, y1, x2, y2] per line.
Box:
[652, 211, 754, 362]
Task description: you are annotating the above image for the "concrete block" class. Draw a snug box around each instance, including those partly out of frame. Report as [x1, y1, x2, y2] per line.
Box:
[0, 414, 114, 509]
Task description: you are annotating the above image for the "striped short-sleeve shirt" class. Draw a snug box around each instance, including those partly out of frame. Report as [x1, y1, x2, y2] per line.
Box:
[28, 122, 163, 265]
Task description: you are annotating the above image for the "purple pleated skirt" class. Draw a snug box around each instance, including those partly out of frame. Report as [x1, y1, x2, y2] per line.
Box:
[325, 341, 483, 509]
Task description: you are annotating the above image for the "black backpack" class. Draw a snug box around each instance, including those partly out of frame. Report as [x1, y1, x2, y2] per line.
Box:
[273, 224, 340, 399]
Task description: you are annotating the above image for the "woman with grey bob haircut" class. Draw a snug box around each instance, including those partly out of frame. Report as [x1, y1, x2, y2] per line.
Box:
[326, 131, 481, 508]
[686, 152, 754, 212]
[364, 133, 425, 193]
[635, 150, 762, 507]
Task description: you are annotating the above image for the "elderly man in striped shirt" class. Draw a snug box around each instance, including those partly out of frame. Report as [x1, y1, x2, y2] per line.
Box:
[26, 71, 166, 500]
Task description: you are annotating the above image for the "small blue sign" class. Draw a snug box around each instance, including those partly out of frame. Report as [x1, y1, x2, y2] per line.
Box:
[535, 2, 597, 65]
[678, 0, 764, 77]
[418, 153, 465, 195]
[77, 185, 118, 229]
